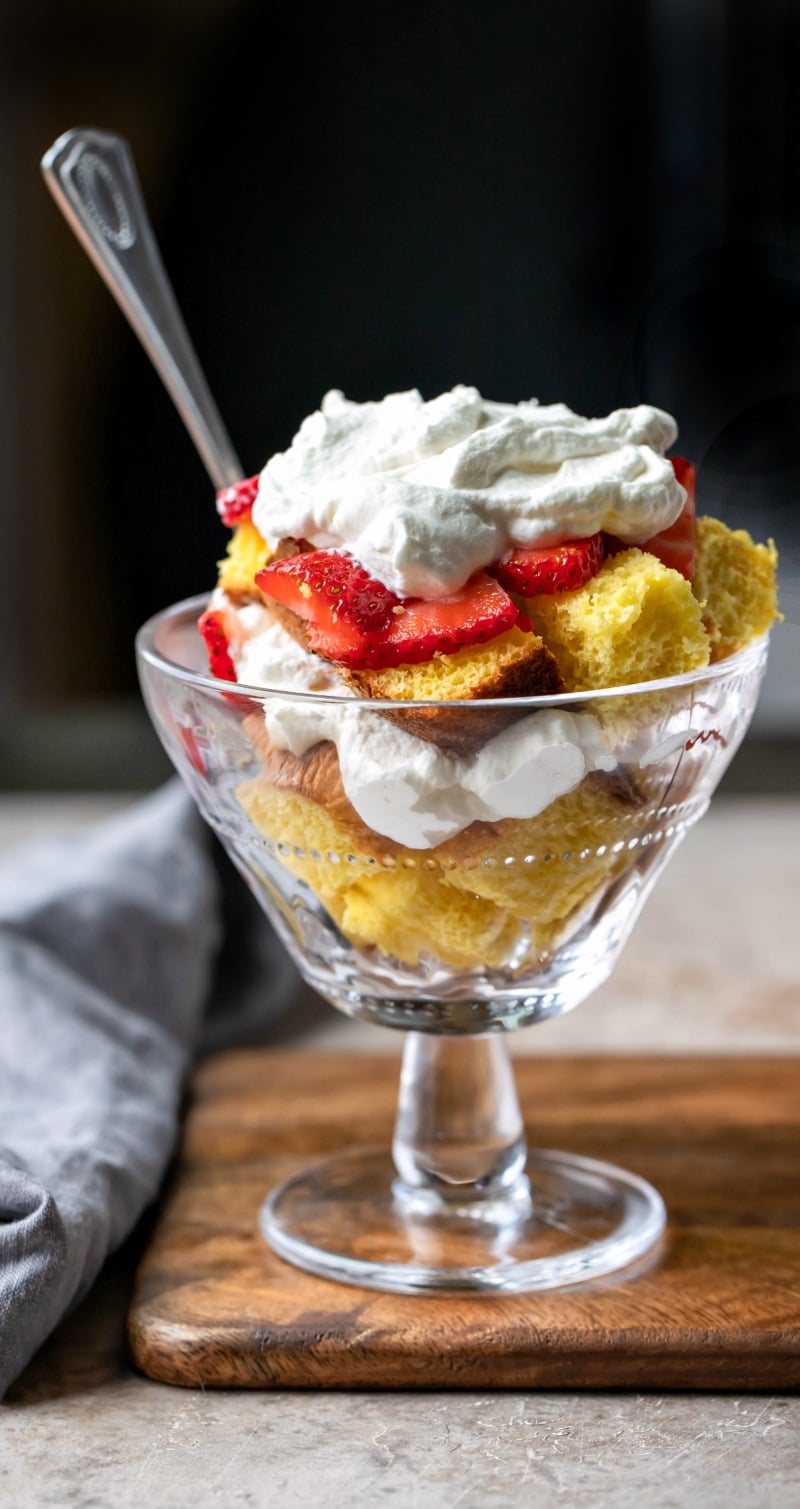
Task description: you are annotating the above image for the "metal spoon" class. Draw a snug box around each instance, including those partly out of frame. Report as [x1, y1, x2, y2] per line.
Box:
[41, 127, 243, 491]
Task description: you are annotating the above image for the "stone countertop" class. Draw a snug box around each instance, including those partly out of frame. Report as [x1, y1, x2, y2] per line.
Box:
[1, 793, 799, 1507]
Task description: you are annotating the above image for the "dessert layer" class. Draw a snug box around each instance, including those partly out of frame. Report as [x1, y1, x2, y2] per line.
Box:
[236, 747, 643, 969]
[218, 600, 617, 849]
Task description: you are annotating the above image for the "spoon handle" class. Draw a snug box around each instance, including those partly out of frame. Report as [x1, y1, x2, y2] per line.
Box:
[41, 127, 244, 491]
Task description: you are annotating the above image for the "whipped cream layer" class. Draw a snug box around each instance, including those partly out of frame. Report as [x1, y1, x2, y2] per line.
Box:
[267, 697, 616, 849]
[217, 593, 616, 849]
[253, 386, 684, 599]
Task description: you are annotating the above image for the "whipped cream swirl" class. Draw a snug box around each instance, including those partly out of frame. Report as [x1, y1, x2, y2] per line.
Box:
[253, 386, 684, 599]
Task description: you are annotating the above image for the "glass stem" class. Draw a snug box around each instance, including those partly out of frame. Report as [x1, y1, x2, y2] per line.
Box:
[392, 1032, 530, 1209]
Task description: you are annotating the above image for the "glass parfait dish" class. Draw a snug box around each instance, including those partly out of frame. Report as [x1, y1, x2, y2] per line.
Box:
[137, 595, 768, 1295]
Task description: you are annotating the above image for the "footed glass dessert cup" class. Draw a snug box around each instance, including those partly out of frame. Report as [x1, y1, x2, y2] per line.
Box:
[137, 596, 768, 1294]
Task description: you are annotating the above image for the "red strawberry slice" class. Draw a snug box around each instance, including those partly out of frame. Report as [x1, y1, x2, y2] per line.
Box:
[255, 551, 522, 669]
[198, 609, 237, 682]
[176, 721, 207, 776]
[308, 572, 521, 669]
[255, 550, 400, 636]
[638, 456, 697, 580]
[216, 474, 260, 528]
[491, 533, 605, 596]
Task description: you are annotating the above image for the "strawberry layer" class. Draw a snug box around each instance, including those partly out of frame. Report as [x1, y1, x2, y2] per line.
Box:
[255, 555, 522, 669]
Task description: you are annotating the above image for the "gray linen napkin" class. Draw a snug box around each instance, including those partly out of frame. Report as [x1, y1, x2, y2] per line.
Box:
[0, 782, 299, 1397]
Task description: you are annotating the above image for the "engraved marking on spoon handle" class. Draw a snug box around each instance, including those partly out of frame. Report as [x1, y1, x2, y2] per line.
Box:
[41, 127, 243, 491]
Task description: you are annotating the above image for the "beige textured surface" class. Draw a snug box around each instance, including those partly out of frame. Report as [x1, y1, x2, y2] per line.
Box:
[2, 793, 799, 1506]
[5, 1352, 800, 1509]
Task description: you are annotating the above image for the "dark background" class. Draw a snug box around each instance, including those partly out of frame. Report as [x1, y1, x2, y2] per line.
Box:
[1, 0, 798, 787]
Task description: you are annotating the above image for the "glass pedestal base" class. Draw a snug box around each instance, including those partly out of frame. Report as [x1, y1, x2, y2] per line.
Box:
[260, 1147, 666, 1295]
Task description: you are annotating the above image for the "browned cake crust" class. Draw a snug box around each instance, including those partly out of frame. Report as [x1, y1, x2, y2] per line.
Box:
[343, 638, 563, 755]
[258, 595, 312, 648]
[235, 589, 564, 754]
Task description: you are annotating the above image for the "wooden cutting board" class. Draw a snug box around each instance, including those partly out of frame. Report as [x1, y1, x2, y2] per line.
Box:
[128, 1052, 800, 1390]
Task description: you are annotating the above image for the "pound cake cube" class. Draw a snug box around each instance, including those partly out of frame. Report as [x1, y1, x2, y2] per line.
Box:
[340, 866, 526, 970]
[236, 777, 529, 969]
[523, 549, 710, 691]
[345, 625, 564, 753]
[345, 625, 560, 702]
[692, 516, 779, 661]
[218, 520, 272, 596]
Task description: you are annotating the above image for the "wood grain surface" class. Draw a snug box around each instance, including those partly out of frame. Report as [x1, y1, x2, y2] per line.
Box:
[128, 1052, 800, 1390]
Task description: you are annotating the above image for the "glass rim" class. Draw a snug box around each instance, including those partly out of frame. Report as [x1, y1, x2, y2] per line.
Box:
[135, 592, 770, 710]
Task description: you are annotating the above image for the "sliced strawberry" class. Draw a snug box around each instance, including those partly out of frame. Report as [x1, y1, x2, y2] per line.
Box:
[198, 609, 237, 682]
[176, 721, 206, 776]
[307, 572, 521, 669]
[216, 474, 260, 528]
[491, 533, 605, 596]
[639, 456, 696, 580]
[256, 551, 521, 669]
[255, 550, 400, 636]
[670, 456, 696, 499]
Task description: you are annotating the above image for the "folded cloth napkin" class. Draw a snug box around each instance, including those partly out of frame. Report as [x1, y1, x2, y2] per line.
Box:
[0, 782, 300, 1397]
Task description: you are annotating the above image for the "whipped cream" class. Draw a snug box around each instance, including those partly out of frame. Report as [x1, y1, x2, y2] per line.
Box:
[224, 597, 345, 695]
[266, 697, 616, 848]
[216, 593, 616, 849]
[252, 386, 684, 599]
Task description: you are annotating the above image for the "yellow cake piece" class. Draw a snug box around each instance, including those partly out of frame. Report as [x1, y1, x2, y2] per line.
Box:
[438, 775, 642, 927]
[236, 777, 530, 967]
[693, 516, 779, 660]
[236, 766, 639, 968]
[238, 778, 385, 877]
[217, 520, 272, 596]
[340, 868, 526, 969]
[345, 624, 563, 754]
[347, 625, 561, 701]
[523, 549, 710, 691]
